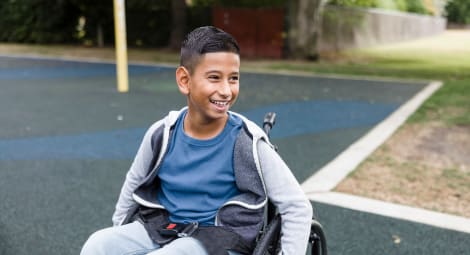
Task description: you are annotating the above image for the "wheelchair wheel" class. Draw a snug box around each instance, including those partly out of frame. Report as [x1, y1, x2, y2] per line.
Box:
[309, 219, 327, 255]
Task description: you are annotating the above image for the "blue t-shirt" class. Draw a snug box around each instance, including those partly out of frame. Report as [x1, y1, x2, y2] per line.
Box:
[157, 111, 243, 225]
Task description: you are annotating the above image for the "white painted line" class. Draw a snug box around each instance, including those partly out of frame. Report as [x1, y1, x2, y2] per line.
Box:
[308, 191, 470, 234]
[301, 81, 442, 193]
[299, 80, 470, 234]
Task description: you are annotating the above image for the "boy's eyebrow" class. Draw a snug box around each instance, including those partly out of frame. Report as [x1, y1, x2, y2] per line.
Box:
[204, 70, 240, 75]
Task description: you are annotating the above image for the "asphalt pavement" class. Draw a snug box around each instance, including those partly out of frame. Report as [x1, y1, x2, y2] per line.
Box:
[0, 55, 468, 254]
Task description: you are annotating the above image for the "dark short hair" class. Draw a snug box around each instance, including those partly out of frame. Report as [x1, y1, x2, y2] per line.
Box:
[180, 26, 240, 74]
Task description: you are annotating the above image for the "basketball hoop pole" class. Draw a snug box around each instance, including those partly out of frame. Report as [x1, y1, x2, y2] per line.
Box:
[113, 0, 129, 93]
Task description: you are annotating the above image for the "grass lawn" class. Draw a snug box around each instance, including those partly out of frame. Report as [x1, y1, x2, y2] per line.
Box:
[1, 30, 469, 217]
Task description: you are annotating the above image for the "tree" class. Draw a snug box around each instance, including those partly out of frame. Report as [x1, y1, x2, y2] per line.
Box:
[169, 0, 187, 50]
[0, 0, 79, 43]
[73, 0, 113, 47]
[445, 0, 470, 24]
[287, 0, 326, 60]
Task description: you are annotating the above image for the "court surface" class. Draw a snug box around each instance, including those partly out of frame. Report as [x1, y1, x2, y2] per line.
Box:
[0, 55, 468, 254]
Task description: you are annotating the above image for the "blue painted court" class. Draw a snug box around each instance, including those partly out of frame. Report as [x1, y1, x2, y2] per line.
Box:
[1, 55, 468, 254]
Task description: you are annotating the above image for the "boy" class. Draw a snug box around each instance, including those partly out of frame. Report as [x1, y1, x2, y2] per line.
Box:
[81, 26, 312, 255]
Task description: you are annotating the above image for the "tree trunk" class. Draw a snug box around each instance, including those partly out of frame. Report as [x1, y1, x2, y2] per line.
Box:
[287, 0, 325, 60]
[169, 0, 187, 50]
[96, 23, 104, 47]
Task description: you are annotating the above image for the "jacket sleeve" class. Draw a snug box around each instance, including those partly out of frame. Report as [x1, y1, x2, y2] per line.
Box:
[112, 120, 164, 226]
[257, 140, 313, 255]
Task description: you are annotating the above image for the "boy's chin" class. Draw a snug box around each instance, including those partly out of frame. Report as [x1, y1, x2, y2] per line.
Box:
[206, 109, 230, 121]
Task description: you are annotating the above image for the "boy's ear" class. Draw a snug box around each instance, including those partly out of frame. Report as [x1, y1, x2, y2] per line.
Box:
[176, 66, 190, 95]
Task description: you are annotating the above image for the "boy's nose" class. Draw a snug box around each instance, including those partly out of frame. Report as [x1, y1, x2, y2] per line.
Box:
[218, 81, 231, 97]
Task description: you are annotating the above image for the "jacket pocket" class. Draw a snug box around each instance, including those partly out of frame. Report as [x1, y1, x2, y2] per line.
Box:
[218, 204, 264, 246]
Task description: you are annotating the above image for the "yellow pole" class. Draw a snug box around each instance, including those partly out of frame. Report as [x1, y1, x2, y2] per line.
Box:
[113, 0, 129, 93]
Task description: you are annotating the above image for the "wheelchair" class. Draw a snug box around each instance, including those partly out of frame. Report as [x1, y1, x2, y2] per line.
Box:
[252, 112, 327, 255]
[123, 112, 327, 254]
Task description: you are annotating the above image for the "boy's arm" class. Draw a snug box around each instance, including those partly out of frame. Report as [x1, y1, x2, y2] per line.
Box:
[258, 140, 313, 255]
[112, 121, 163, 226]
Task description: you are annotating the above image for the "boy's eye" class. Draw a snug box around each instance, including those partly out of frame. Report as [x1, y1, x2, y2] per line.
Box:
[208, 75, 220, 80]
[230, 76, 239, 81]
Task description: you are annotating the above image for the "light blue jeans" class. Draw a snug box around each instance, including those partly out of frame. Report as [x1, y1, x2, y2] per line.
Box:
[80, 221, 241, 255]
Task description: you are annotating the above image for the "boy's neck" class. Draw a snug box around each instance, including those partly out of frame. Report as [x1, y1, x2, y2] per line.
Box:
[183, 113, 228, 140]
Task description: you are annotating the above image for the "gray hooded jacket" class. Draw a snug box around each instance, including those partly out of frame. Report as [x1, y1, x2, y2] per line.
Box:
[112, 108, 313, 254]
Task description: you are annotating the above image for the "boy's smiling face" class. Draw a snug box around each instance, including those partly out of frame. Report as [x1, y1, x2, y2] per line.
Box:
[177, 52, 240, 127]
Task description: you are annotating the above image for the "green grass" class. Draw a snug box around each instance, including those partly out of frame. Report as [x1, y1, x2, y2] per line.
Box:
[442, 168, 470, 190]
[409, 79, 470, 124]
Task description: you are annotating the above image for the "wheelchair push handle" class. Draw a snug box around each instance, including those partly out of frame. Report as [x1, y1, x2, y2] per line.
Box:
[263, 112, 276, 136]
[258, 112, 327, 255]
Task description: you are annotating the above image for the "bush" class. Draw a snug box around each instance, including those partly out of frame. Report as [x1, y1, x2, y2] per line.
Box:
[445, 0, 470, 24]
[0, 0, 80, 43]
[193, 0, 286, 8]
[328, 0, 377, 8]
[406, 0, 428, 15]
[329, 0, 431, 15]
[393, 0, 408, 12]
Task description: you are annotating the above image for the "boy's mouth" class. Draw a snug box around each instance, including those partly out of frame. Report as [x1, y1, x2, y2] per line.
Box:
[210, 99, 229, 107]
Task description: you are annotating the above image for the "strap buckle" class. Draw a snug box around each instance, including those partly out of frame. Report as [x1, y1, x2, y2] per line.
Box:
[158, 222, 199, 238]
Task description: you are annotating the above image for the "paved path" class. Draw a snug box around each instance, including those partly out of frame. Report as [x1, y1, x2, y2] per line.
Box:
[0, 56, 468, 254]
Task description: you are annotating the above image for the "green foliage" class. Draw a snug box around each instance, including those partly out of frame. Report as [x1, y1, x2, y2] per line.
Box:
[328, 0, 378, 8]
[187, 5, 212, 32]
[375, 0, 407, 12]
[192, 0, 286, 8]
[329, 0, 430, 14]
[445, 0, 470, 24]
[71, 0, 114, 45]
[406, 0, 428, 14]
[125, 0, 172, 47]
[0, 0, 80, 43]
[393, 0, 408, 12]
[1, 0, 284, 46]
[375, 0, 398, 10]
[0, 0, 175, 47]
[72, 0, 174, 47]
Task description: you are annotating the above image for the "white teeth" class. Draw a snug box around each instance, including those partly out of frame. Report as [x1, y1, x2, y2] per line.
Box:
[210, 100, 228, 106]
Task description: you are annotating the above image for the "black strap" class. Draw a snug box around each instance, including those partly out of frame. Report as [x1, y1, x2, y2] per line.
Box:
[135, 207, 252, 254]
[138, 208, 176, 246]
[193, 226, 252, 255]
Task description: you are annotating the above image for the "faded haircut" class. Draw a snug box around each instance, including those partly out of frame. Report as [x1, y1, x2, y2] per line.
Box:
[180, 26, 240, 74]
